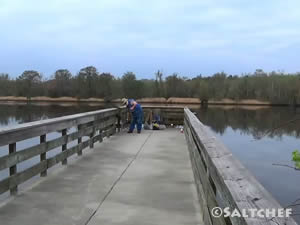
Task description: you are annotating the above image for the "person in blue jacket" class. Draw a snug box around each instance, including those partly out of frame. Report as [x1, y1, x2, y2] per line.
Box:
[122, 98, 143, 133]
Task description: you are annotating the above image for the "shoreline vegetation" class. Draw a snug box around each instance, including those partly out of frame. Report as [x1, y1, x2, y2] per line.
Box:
[0, 96, 285, 106]
[1, 67, 300, 107]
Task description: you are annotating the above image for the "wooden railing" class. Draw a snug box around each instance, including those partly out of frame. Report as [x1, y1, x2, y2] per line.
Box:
[143, 106, 184, 125]
[0, 107, 127, 196]
[184, 108, 297, 225]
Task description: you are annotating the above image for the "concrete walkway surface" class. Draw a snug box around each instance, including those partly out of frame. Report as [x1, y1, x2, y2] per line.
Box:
[0, 129, 203, 225]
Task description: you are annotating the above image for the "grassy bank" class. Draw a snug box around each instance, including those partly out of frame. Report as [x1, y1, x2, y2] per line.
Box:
[0, 96, 283, 106]
[137, 97, 277, 106]
[0, 96, 107, 102]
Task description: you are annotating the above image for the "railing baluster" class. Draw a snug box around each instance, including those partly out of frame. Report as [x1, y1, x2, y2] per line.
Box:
[117, 109, 121, 132]
[0, 108, 120, 197]
[61, 129, 67, 165]
[111, 123, 116, 136]
[40, 134, 47, 177]
[77, 125, 82, 156]
[122, 111, 126, 129]
[106, 125, 110, 138]
[99, 130, 103, 143]
[89, 122, 95, 148]
[9, 142, 17, 195]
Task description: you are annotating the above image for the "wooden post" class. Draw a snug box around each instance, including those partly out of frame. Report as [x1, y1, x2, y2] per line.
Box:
[89, 122, 95, 148]
[61, 129, 67, 165]
[9, 143, 17, 195]
[106, 126, 110, 138]
[121, 111, 125, 129]
[77, 125, 82, 156]
[117, 109, 121, 132]
[40, 134, 47, 177]
[112, 124, 116, 135]
[111, 117, 117, 135]
[99, 130, 103, 143]
[120, 109, 128, 129]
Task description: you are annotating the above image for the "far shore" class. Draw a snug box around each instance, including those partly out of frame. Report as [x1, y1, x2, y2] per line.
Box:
[0, 96, 294, 107]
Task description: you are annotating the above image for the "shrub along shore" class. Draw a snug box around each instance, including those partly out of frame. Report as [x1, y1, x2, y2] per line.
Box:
[0, 96, 279, 106]
[1, 67, 300, 106]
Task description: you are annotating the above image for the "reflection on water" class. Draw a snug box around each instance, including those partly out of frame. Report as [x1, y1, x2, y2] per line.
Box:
[0, 102, 116, 129]
[197, 106, 300, 139]
[196, 106, 300, 223]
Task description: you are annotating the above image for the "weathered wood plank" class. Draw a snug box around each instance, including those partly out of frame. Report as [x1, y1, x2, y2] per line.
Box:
[0, 177, 9, 195]
[184, 108, 297, 225]
[40, 134, 47, 177]
[89, 122, 95, 149]
[0, 117, 117, 171]
[185, 125, 213, 225]
[9, 143, 17, 195]
[0, 108, 119, 196]
[117, 107, 128, 130]
[142, 105, 184, 110]
[0, 161, 47, 195]
[186, 121, 227, 225]
[46, 141, 89, 169]
[0, 143, 47, 171]
[77, 124, 82, 156]
[46, 123, 114, 169]
[0, 108, 118, 147]
[142, 108, 184, 125]
[61, 129, 67, 165]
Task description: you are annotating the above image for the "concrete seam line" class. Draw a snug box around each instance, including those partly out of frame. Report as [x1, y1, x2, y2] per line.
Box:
[84, 131, 153, 225]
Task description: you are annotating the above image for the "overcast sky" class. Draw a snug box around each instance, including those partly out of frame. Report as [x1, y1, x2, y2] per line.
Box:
[1, 0, 299, 78]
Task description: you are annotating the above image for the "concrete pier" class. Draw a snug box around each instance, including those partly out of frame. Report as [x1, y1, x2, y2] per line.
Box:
[0, 129, 203, 225]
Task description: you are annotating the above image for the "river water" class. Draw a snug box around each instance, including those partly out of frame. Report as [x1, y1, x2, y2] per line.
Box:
[0, 102, 299, 223]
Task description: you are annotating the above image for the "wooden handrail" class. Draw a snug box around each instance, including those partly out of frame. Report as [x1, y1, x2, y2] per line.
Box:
[0, 108, 118, 146]
[184, 108, 297, 225]
[0, 108, 126, 196]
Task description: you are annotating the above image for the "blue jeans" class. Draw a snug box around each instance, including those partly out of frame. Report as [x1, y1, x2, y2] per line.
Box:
[129, 110, 143, 132]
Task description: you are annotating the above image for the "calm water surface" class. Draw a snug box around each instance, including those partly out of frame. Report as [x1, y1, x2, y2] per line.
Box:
[0, 103, 299, 223]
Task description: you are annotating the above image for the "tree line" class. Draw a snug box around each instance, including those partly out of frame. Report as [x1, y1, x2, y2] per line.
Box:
[1, 67, 300, 104]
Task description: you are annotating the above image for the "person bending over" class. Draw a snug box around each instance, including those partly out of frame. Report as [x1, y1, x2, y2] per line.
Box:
[122, 98, 143, 133]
